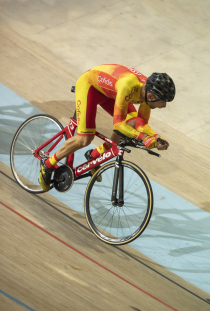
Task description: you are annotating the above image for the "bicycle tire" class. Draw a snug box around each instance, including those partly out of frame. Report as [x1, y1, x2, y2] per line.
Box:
[84, 160, 153, 245]
[10, 114, 68, 193]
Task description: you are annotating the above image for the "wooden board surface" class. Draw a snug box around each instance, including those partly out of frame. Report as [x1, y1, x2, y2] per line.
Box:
[1, 2, 210, 309]
[0, 23, 209, 212]
[1, 161, 209, 311]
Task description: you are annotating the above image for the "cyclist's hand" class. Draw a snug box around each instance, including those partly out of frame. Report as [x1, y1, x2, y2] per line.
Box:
[157, 136, 169, 150]
[143, 134, 169, 150]
[143, 135, 159, 149]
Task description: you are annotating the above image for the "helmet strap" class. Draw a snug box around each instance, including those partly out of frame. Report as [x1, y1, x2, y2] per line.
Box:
[145, 86, 161, 105]
[145, 85, 148, 105]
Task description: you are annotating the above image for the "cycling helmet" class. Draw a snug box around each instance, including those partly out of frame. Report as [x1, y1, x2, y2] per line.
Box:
[146, 73, 175, 102]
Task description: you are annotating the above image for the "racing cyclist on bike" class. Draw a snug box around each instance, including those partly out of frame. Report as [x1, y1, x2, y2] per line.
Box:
[39, 64, 175, 192]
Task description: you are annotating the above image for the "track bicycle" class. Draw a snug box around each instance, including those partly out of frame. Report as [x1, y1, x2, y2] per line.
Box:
[10, 104, 161, 245]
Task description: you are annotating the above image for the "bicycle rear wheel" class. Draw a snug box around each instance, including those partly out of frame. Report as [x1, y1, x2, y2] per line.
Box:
[10, 114, 67, 193]
[84, 160, 153, 245]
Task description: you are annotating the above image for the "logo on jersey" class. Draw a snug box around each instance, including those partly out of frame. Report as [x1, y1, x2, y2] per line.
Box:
[77, 100, 81, 125]
[126, 66, 142, 76]
[97, 75, 115, 86]
[125, 86, 139, 101]
[126, 66, 147, 83]
[97, 75, 113, 86]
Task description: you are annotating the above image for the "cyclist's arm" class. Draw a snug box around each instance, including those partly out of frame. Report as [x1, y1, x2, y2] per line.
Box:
[136, 103, 169, 150]
[135, 103, 157, 136]
[113, 118, 143, 139]
[113, 81, 144, 139]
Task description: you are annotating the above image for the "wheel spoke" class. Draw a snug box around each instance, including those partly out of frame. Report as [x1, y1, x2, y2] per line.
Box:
[86, 161, 153, 245]
[25, 126, 38, 149]
[18, 136, 34, 151]
[11, 115, 66, 193]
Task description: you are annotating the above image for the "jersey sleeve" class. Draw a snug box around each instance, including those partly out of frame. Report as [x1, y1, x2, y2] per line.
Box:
[113, 77, 142, 139]
[135, 103, 157, 136]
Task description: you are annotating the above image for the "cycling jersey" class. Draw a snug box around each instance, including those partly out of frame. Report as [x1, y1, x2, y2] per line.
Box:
[75, 64, 156, 138]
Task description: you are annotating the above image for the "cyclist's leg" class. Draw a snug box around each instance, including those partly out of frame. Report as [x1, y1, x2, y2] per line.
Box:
[43, 73, 95, 170]
[74, 85, 111, 181]
[39, 73, 96, 191]
[90, 98, 115, 157]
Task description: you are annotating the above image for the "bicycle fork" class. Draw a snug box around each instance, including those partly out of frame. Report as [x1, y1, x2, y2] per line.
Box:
[111, 156, 124, 207]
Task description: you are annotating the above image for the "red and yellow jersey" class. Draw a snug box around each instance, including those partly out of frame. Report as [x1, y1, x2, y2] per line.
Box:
[87, 64, 156, 138]
[77, 64, 156, 138]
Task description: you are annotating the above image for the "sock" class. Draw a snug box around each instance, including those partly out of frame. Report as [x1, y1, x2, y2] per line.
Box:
[45, 153, 59, 170]
[91, 143, 110, 158]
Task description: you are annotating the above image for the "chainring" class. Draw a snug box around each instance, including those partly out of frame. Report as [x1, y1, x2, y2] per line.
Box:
[54, 165, 74, 192]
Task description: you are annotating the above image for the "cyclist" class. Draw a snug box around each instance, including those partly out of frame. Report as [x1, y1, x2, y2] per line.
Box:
[39, 64, 175, 191]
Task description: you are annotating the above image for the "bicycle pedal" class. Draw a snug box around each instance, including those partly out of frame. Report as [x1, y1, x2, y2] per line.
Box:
[54, 165, 74, 192]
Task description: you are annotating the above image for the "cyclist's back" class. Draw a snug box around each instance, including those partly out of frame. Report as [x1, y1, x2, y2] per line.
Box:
[86, 64, 147, 100]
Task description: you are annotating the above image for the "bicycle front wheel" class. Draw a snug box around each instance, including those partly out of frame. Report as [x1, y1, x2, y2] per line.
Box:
[10, 114, 67, 193]
[84, 160, 153, 245]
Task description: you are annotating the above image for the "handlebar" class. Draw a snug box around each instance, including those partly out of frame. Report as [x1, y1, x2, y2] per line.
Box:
[118, 146, 131, 153]
[147, 149, 161, 157]
[114, 130, 161, 157]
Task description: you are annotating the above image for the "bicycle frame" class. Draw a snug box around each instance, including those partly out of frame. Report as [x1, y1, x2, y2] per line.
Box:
[34, 118, 124, 181]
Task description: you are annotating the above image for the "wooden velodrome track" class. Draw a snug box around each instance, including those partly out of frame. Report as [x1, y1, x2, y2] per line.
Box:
[1, 1, 210, 310]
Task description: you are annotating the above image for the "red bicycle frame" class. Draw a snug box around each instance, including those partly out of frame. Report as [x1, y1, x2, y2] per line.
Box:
[34, 118, 124, 179]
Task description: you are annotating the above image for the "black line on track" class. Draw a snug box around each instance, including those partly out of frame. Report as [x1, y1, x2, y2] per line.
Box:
[34, 194, 90, 232]
[116, 248, 210, 306]
[1, 169, 210, 306]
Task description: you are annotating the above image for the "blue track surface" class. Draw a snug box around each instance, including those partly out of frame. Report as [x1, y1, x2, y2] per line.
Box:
[1, 83, 210, 294]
